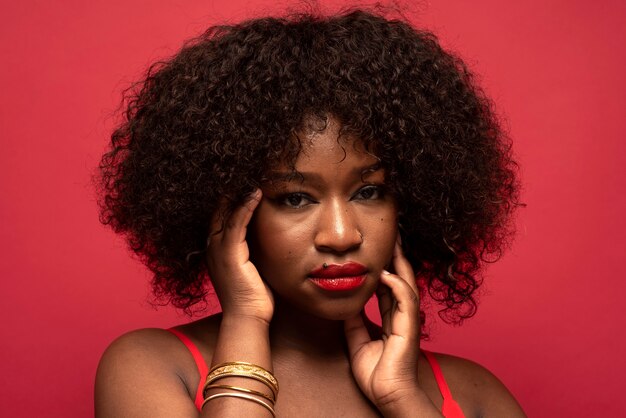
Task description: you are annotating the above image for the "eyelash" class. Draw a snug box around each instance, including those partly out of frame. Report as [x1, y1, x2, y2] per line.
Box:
[354, 185, 383, 201]
[276, 185, 385, 209]
[278, 193, 312, 209]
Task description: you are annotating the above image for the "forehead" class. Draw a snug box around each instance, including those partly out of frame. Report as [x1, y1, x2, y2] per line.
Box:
[266, 120, 382, 183]
[298, 134, 376, 164]
[296, 115, 378, 165]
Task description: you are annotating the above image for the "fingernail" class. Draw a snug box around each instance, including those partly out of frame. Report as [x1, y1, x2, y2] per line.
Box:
[382, 269, 391, 275]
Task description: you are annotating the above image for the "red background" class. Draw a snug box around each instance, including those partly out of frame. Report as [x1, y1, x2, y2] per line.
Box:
[1, 1, 625, 416]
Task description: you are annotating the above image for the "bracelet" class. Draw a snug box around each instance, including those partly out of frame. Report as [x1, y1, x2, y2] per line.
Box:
[201, 392, 276, 417]
[206, 361, 279, 399]
[203, 383, 275, 403]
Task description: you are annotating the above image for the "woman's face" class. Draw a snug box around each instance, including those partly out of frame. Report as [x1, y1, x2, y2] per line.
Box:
[249, 118, 398, 320]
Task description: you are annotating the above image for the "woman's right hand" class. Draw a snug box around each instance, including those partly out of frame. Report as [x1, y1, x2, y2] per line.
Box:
[205, 189, 274, 324]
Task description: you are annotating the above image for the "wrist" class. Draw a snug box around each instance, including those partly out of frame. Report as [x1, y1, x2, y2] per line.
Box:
[212, 314, 273, 374]
[220, 312, 272, 329]
[376, 387, 443, 418]
[218, 291, 274, 325]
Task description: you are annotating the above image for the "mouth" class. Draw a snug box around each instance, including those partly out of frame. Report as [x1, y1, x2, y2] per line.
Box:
[308, 262, 368, 292]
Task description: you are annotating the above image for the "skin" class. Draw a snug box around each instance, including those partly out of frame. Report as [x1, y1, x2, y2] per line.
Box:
[95, 117, 527, 417]
[248, 126, 398, 322]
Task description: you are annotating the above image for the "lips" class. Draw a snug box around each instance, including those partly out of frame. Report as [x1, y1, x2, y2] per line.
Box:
[308, 262, 368, 291]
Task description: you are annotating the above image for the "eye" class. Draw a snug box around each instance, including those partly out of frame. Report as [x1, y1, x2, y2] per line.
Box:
[278, 193, 314, 209]
[353, 185, 384, 201]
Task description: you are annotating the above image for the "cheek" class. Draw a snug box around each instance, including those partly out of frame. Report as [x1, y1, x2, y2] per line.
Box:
[367, 208, 398, 262]
[249, 208, 309, 269]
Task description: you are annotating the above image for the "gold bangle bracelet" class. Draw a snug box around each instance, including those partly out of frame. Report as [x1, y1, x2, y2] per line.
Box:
[201, 392, 276, 417]
[203, 383, 275, 403]
[204, 371, 278, 399]
[206, 362, 279, 398]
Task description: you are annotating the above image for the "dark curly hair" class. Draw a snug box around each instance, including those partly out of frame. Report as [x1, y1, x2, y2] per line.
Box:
[98, 9, 521, 324]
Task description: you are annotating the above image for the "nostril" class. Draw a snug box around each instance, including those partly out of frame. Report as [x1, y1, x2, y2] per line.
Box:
[313, 202, 363, 252]
[314, 228, 363, 253]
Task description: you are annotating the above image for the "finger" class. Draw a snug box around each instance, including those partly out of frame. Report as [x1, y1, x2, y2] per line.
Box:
[392, 236, 419, 296]
[208, 196, 230, 245]
[344, 312, 372, 359]
[220, 189, 262, 246]
[376, 282, 392, 339]
[380, 271, 420, 344]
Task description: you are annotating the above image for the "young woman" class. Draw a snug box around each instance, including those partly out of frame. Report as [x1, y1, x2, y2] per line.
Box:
[95, 9, 526, 417]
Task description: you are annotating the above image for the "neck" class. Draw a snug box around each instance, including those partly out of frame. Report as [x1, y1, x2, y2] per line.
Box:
[269, 298, 349, 361]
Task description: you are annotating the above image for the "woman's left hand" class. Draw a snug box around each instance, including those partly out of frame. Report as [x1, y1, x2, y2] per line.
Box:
[345, 238, 439, 416]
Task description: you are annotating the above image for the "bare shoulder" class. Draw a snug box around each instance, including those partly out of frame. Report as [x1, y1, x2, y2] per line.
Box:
[428, 352, 527, 418]
[95, 317, 222, 418]
[95, 328, 197, 417]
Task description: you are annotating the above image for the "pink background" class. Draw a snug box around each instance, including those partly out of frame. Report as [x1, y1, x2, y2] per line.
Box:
[1, 1, 624, 416]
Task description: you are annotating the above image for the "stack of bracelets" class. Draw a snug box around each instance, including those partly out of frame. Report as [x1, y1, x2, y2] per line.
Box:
[202, 361, 279, 417]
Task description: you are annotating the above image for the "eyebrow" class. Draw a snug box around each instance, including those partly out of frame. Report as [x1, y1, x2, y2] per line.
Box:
[266, 162, 383, 183]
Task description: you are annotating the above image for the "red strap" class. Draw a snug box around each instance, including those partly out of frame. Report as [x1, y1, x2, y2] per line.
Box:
[164, 334, 463, 416]
[167, 328, 208, 411]
[422, 350, 466, 418]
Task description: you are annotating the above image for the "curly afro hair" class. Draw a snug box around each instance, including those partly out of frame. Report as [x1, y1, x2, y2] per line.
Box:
[98, 9, 521, 323]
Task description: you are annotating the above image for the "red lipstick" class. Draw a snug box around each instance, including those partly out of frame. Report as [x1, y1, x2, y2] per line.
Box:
[309, 262, 368, 291]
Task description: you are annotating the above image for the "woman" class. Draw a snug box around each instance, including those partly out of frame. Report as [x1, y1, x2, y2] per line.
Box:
[95, 9, 525, 417]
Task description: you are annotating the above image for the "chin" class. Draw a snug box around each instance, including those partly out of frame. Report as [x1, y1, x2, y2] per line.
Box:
[303, 297, 373, 321]
[312, 310, 359, 321]
[271, 277, 379, 322]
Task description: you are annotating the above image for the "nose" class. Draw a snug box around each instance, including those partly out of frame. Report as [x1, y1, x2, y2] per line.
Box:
[314, 199, 363, 253]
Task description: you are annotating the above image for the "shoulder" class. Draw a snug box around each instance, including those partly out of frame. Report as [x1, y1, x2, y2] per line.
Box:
[95, 328, 197, 417]
[425, 351, 527, 418]
[95, 316, 222, 418]
[172, 314, 222, 355]
[97, 328, 189, 377]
